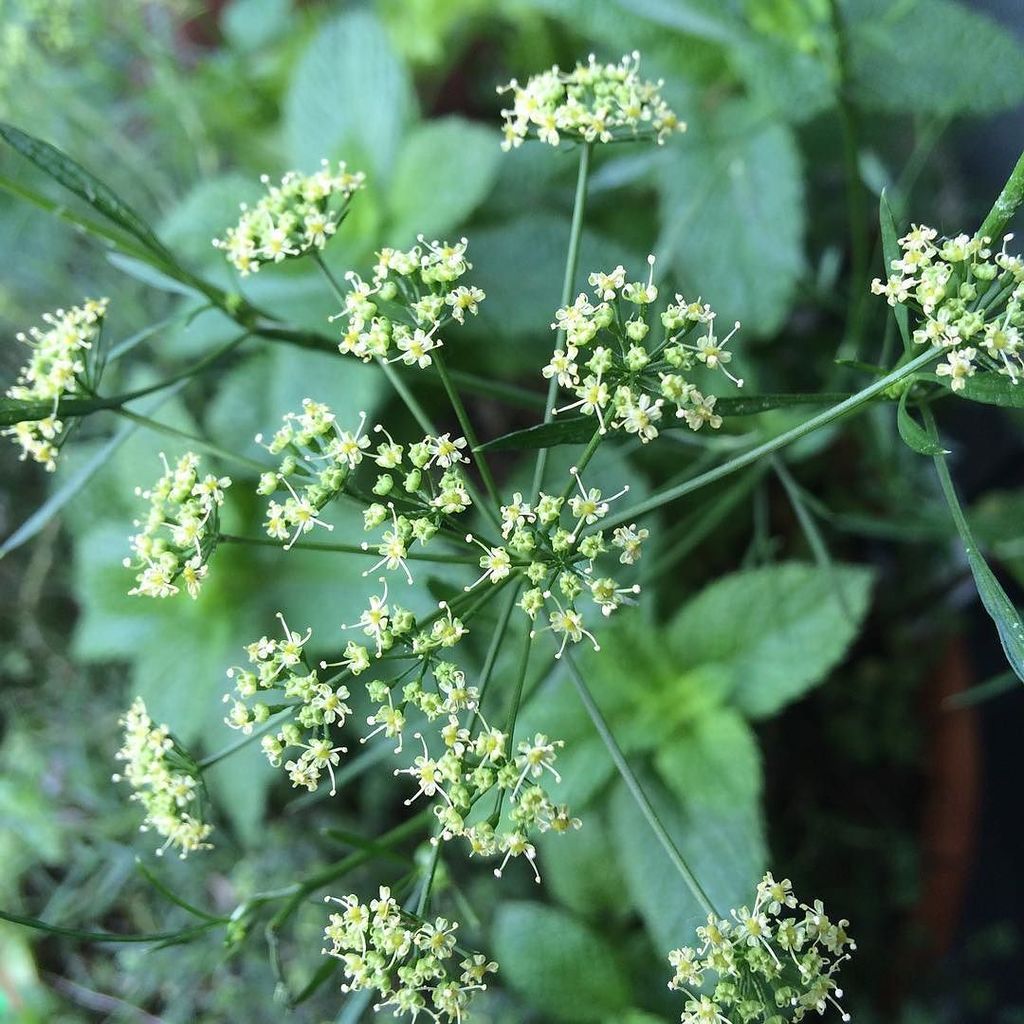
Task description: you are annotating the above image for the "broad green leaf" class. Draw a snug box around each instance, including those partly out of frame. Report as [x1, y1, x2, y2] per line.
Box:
[879, 190, 911, 352]
[669, 562, 874, 718]
[653, 707, 762, 813]
[897, 391, 949, 456]
[0, 122, 171, 260]
[610, 774, 765, 953]
[283, 10, 415, 178]
[538, 807, 622, 919]
[221, 0, 292, 51]
[615, 0, 739, 41]
[658, 101, 805, 336]
[846, 0, 1024, 116]
[492, 902, 631, 1020]
[934, 373, 1024, 409]
[386, 117, 501, 244]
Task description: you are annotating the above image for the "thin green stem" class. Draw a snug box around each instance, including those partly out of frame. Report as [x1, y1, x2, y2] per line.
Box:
[197, 709, 290, 770]
[978, 147, 1024, 242]
[0, 908, 219, 945]
[112, 408, 271, 473]
[415, 842, 442, 918]
[532, 143, 592, 499]
[603, 347, 940, 532]
[562, 653, 718, 918]
[216, 533, 480, 565]
[432, 349, 502, 517]
[560, 428, 603, 502]
[466, 582, 522, 735]
[501, 624, 535, 744]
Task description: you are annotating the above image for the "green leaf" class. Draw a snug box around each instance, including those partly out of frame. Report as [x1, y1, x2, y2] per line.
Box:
[610, 774, 764, 953]
[538, 807, 622, 919]
[478, 394, 849, 451]
[897, 391, 949, 456]
[386, 117, 501, 244]
[879, 190, 911, 352]
[669, 562, 874, 718]
[283, 11, 415, 178]
[932, 450, 1024, 684]
[932, 373, 1024, 409]
[492, 902, 631, 1020]
[658, 101, 805, 336]
[846, 0, 1024, 116]
[972, 489, 1024, 590]
[0, 122, 171, 260]
[653, 707, 762, 814]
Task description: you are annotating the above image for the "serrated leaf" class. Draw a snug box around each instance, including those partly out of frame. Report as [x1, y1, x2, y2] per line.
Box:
[658, 101, 805, 336]
[897, 391, 949, 456]
[386, 117, 501, 244]
[879, 189, 911, 352]
[846, 0, 1024, 116]
[0, 122, 171, 260]
[669, 562, 874, 718]
[283, 11, 414, 178]
[492, 902, 631, 1020]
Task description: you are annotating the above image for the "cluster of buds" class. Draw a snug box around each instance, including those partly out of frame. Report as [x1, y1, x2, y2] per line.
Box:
[667, 873, 855, 1024]
[112, 698, 212, 858]
[225, 615, 350, 795]
[212, 160, 364, 275]
[459, 477, 645, 657]
[871, 225, 1024, 389]
[124, 452, 230, 599]
[497, 51, 684, 150]
[3, 298, 108, 470]
[323, 886, 497, 1022]
[545, 258, 742, 443]
[334, 237, 484, 366]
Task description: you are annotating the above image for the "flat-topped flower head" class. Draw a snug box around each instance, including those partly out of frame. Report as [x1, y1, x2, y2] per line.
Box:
[113, 698, 212, 858]
[3, 298, 109, 470]
[333, 237, 484, 366]
[213, 160, 365, 275]
[497, 51, 684, 150]
[871, 226, 1024, 388]
[322, 887, 496, 1022]
[124, 451, 229, 599]
[667, 872, 855, 1023]
[547, 256, 742, 442]
[226, 613, 353, 795]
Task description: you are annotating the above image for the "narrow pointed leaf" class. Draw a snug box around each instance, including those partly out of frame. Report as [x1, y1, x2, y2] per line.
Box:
[879, 189, 912, 352]
[897, 391, 949, 456]
[929, 372, 1024, 409]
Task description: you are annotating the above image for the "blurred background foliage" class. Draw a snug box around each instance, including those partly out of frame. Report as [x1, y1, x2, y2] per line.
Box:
[1, 0, 1024, 1021]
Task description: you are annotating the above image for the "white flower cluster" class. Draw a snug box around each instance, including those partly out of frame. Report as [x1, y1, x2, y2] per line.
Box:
[463, 479, 645, 657]
[334, 237, 484, 366]
[323, 886, 497, 1022]
[3, 298, 108, 471]
[124, 451, 230, 599]
[112, 698, 213, 858]
[871, 225, 1024, 390]
[546, 257, 742, 443]
[212, 160, 365, 275]
[497, 51, 684, 150]
[256, 398, 474, 557]
[667, 873, 855, 1024]
[225, 615, 351, 795]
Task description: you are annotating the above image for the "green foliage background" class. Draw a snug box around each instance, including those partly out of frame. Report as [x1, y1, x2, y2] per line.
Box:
[2, 0, 1024, 1022]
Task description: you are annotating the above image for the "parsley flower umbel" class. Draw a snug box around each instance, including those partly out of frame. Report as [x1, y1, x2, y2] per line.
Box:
[213, 160, 365, 275]
[546, 256, 743, 441]
[871, 225, 1024, 388]
[226, 614, 352, 795]
[334, 237, 484, 365]
[124, 451, 230, 599]
[667, 873, 855, 1023]
[323, 887, 497, 1022]
[113, 698, 213, 858]
[497, 51, 684, 150]
[3, 298, 108, 470]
